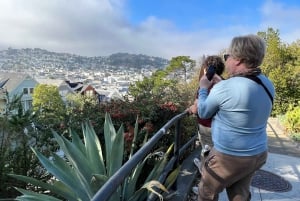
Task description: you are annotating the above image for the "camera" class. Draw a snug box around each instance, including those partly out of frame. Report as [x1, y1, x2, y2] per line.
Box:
[206, 65, 216, 81]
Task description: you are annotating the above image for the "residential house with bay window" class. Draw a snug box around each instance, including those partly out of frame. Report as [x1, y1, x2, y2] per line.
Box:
[0, 73, 38, 115]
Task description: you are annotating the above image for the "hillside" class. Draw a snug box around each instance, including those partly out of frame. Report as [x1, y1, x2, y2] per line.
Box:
[0, 48, 169, 71]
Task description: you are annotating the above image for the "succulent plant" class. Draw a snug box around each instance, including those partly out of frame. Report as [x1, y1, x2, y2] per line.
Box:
[9, 113, 179, 201]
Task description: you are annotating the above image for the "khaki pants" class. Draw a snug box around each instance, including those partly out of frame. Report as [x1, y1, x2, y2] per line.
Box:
[197, 124, 213, 171]
[198, 124, 213, 148]
[198, 148, 267, 201]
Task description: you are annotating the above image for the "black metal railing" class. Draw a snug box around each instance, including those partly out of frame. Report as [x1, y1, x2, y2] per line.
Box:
[91, 110, 197, 201]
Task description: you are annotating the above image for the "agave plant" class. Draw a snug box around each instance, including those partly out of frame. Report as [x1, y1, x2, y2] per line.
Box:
[9, 113, 179, 201]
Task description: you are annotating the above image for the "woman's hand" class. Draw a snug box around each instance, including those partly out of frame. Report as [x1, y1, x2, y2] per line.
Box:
[200, 74, 222, 89]
[200, 74, 212, 89]
[186, 99, 198, 114]
[212, 74, 222, 84]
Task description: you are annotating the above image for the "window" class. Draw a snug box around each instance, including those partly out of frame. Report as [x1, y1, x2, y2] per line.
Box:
[86, 90, 94, 96]
[27, 100, 33, 109]
[23, 88, 29, 94]
[23, 88, 34, 95]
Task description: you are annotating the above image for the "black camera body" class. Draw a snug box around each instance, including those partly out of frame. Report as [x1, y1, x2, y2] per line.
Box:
[206, 65, 216, 81]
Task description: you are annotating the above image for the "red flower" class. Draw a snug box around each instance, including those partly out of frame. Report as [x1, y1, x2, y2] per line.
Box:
[124, 132, 133, 142]
[160, 101, 178, 112]
[143, 122, 154, 133]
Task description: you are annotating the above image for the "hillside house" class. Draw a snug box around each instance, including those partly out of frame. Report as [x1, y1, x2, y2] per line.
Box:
[35, 78, 75, 102]
[36, 79, 103, 103]
[0, 73, 38, 115]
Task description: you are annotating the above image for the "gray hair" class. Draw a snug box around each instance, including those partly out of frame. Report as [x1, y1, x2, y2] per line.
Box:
[229, 34, 266, 68]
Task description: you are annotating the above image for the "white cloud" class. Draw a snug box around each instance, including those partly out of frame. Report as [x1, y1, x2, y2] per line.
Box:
[260, 0, 300, 44]
[0, 0, 299, 60]
[0, 0, 131, 55]
[0, 0, 238, 59]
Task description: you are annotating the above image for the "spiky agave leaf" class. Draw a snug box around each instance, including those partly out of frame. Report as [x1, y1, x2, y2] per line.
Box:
[14, 188, 63, 201]
[164, 165, 181, 189]
[69, 128, 85, 155]
[103, 112, 116, 175]
[108, 124, 124, 177]
[145, 144, 174, 182]
[127, 188, 146, 201]
[91, 113, 125, 201]
[90, 174, 109, 193]
[8, 174, 77, 201]
[51, 131, 94, 198]
[128, 116, 139, 159]
[82, 121, 106, 176]
[125, 144, 175, 201]
[30, 148, 91, 200]
[123, 116, 158, 201]
[122, 153, 155, 201]
[11, 113, 178, 201]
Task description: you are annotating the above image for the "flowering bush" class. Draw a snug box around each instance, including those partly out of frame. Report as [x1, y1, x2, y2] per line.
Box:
[97, 95, 195, 156]
[160, 101, 178, 112]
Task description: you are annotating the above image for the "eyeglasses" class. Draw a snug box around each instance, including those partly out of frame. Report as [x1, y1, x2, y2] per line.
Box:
[223, 54, 230, 61]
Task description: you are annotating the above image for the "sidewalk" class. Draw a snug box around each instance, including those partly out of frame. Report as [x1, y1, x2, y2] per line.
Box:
[217, 118, 300, 201]
[217, 153, 300, 201]
[267, 118, 300, 158]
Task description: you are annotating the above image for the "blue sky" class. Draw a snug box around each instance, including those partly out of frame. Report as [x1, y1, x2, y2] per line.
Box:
[126, 0, 264, 30]
[0, 0, 300, 60]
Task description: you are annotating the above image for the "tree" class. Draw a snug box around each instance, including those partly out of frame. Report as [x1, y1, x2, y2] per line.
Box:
[258, 28, 300, 115]
[32, 84, 66, 129]
[128, 69, 176, 101]
[165, 56, 196, 82]
[129, 56, 196, 103]
[258, 28, 284, 75]
[65, 93, 104, 135]
[285, 40, 300, 101]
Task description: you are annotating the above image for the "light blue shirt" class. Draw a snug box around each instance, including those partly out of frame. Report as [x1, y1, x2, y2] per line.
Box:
[198, 74, 275, 156]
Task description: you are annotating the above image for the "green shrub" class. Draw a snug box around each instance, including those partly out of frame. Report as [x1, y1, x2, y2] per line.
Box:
[283, 102, 300, 141]
[0, 104, 56, 198]
[99, 97, 196, 154]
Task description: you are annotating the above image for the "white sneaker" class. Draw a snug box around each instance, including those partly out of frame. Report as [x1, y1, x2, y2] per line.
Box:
[192, 186, 199, 195]
[193, 158, 202, 174]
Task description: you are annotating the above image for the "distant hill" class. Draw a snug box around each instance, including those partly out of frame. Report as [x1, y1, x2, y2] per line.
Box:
[0, 48, 169, 71]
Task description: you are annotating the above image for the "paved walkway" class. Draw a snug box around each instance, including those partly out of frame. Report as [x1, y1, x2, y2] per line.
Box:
[267, 118, 300, 158]
[218, 118, 300, 201]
